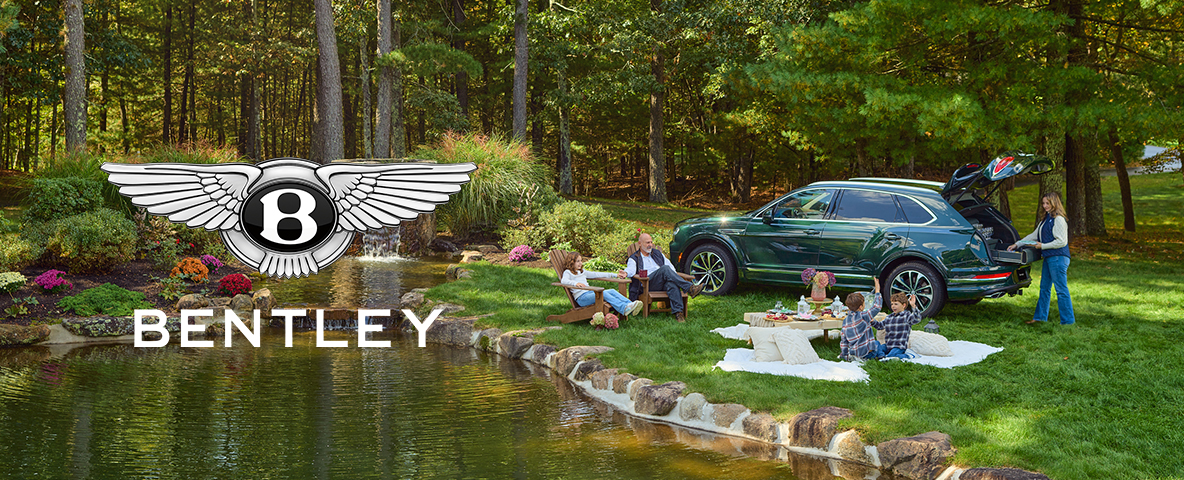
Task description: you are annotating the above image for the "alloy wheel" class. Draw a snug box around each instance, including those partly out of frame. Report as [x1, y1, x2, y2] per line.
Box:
[890, 269, 935, 312]
[689, 250, 727, 293]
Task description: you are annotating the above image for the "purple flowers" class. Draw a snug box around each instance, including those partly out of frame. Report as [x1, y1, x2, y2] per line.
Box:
[33, 270, 73, 294]
[801, 268, 835, 287]
[508, 245, 537, 262]
[200, 254, 224, 274]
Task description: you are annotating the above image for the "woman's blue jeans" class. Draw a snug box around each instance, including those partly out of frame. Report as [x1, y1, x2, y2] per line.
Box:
[1033, 255, 1075, 325]
[575, 289, 631, 315]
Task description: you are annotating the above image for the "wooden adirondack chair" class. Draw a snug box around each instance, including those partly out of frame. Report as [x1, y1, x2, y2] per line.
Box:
[546, 249, 631, 324]
[625, 242, 696, 317]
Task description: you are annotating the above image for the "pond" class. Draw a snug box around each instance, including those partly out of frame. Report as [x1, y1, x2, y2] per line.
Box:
[252, 255, 453, 309]
[0, 332, 846, 479]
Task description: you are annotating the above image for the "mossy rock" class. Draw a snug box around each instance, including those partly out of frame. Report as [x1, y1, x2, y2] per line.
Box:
[61, 316, 183, 338]
[0, 324, 52, 346]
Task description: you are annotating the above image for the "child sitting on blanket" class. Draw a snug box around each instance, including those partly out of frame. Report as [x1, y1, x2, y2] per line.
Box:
[840, 278, 884, 361]
[871, 292, 921, 360]
[561, 254, 644, 322]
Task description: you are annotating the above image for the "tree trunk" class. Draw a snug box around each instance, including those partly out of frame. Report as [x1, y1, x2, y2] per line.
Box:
[120, 98, 130, 154]
[855, 138, 870, 177]
[557, 70, 572, 195]
[360, 40, 373, 158]
[1038, 133, 1067, 229]
[647, 0, 668, 203]
[1083, 135, 1105, 236]
[177, 1, 195, 145]
[163, 5, 172, 145]
[63, 0, 87, 152]
[374, 0, 392, 158]
[511, 0, 528, 141]
[392, 22, 406, 158]
[314, 0, 344, 163]
[1107, 129, 1135, 232]
[343, 51, 357, 160]
[1063, 133, 1086, 237]
[452, 0, 469, 121]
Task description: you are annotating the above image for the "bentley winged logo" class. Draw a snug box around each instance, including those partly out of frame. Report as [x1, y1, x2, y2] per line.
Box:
[101, 158, 476, 278]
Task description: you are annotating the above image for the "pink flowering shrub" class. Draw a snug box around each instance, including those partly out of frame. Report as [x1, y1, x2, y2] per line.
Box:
[508, 245, 537, 262]
[200, 254, 224, 275]
[33, 270, 73, 294]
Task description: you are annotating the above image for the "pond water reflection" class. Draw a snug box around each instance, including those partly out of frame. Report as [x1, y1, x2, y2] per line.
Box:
[0, 332, 853, 479]
[253, 255, 453, 308]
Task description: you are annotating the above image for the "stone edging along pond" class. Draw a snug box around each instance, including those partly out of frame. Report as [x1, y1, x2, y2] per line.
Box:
[417, 312, 1052, 480]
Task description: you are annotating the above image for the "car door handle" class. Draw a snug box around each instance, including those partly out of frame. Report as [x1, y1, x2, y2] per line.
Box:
[884, 233, 901, 240]
[805, 229, 822, 236]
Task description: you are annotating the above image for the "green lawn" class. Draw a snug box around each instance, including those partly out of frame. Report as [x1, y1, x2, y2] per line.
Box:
[427, 173, 1184, 480]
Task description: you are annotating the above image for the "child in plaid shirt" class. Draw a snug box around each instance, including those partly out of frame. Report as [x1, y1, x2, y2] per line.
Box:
[840, 278, 883, 361]
[871, 292, 921, 360]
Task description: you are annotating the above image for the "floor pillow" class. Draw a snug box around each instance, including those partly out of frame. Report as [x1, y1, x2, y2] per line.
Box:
[909, 331, 954, 357]
[743, 327, 784, 362]
[772, 328, 821, 365]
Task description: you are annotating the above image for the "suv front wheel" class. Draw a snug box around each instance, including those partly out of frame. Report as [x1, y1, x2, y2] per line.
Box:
[685, 244, 737, 295]
[885, 261, 947, 318]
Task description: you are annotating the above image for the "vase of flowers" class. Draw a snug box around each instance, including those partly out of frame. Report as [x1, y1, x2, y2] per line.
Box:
[801, 268, 836, 301]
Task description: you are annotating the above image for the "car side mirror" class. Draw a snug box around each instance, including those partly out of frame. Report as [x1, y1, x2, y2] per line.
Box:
[763, 209, 774, 224]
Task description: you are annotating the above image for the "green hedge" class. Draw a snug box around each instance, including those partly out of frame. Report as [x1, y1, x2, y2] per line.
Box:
[33, 209, 138, 274]
[23, 177, 105, 222]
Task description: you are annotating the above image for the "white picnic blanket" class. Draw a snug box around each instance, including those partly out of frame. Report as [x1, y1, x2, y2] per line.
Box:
[710, 324, 1004, 379]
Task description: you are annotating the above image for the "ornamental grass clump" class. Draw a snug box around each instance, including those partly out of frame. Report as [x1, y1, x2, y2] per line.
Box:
[507, 245, 537, 262]
[218, 274, 252, 297]
[33, 270, 73, 294]
[171, 257, 210, 283]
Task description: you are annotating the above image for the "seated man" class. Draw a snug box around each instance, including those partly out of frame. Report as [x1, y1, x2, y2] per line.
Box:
[616, 233, 704, 322]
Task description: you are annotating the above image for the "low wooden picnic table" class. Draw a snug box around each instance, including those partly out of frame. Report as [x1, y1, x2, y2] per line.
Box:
[742, 312, 845, 342]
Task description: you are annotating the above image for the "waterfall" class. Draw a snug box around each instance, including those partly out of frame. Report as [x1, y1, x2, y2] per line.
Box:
[360, 226, 403, 260]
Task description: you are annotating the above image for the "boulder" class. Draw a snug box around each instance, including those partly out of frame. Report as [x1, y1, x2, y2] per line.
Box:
[445, 264, 462, 280]
[589, 368, 619, 390]
[431, 238, 459, 253]
[0, 324, 51, 346]
[525, 344, 555, 365]
[210, 296, 232, 308]
[400, 291, 426, 310]
[634, 381, 686, 416]
[252, 289, 276, 317]
[572, 359, 605, 381]
[475, 328, 502, 352]
[831, 430, 873, 465]
[399, 213, 437, 256]
[679, 393, 707, 421]
[473, 244, 501, 254]
[497, 333, 534, 359]
[876, 431, 956, 480]
[176, 294, 209, 311]
[959, 468, 1050, 480]
[456, 269, 473, 279]
[424, 317, 476, 346]
[742, 413, 779, 443]
[712, 403, 749, 428]
[554, 346, 615, 377]
[61, 317, 136, 337]
[788, 406, 853, 449]
[460, 251, 484, 263]
[613, 373, 639, 394]
[230, 294, 254, 311]
[628, 378, 653, 401]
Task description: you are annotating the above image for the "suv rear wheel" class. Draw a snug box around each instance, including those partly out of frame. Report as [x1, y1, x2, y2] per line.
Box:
[886, 261, 947, 317]
[685, 244, 737, 295]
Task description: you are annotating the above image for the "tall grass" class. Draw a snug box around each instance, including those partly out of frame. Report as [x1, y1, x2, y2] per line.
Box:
[413, 132, 559, 238]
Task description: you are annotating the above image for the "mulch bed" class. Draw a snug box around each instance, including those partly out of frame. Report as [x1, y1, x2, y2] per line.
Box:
[1, 260, 254, 327]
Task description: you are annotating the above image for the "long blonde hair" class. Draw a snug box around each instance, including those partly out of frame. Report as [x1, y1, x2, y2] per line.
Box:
[563, 253, 583, 274]
[1041, 192, 1067, 221]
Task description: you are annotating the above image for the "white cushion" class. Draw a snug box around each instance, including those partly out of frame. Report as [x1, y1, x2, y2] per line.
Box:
[909, 331, 954, 357]
[772, 329, 821, 365]
[743, 327, 783, 362]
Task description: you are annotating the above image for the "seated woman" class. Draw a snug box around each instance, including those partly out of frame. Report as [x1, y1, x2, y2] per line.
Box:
[561, 254, 644, 318]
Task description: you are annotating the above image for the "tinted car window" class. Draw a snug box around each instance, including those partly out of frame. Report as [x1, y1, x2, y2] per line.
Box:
[767, 189, 836, 220]
[897, 195, 935, 224]
[833, 189, 903, 223]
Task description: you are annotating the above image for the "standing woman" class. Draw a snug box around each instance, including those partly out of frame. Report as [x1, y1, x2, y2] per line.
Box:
[1009, 192, 1075, 325]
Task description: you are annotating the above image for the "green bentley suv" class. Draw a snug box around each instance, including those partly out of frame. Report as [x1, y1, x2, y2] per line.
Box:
[668, 153, 1054, 317]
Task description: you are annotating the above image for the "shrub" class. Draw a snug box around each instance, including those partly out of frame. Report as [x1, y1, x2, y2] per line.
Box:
[176, 227, 223, 257]
[0, 217, 17, 234]
[171, 257, 210, 283]
[154, 275, 189, 301]
[200, 254, 223, 275]
[540, 241, 573, 262]
[507, 245, 537, 262]
[35, 209, 138, 274]
[32, 270, 73, 294]
[584, 256, 625, 272]
[57, 283, 155, 316]
[22, 176, 105, 222]
[218, 273, 252, 296]
[0, 233, 44, 271]
[538, 201, 619, 256]
[415, 132, 558, 238]
[590, 224, 643, 264]
[0, 272, 26, 293]
[498, 226, 546, 253]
